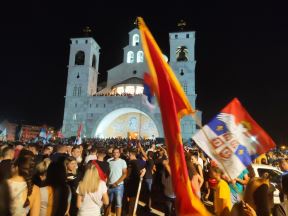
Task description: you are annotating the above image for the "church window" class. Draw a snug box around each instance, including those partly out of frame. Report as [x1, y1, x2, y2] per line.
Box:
[127, 51, 134, 63]
[186, 34, 189, 38]
[78, 87, 81, 96]
[176, 46, 188, 62]
[137, 51, 144, 63]
[90, 104, 91, 108]
[75, 50, 85, 65]
[104, 104, 106, 108]
[73, 113, 77, 120]
[85, 40, 88, 44]
[133, 70, 137, 74]
[183, 81, 188, 94]
[96, 104, 98, 108]
[75, 103, 77, 107]
[92, 55, 96, 69]
[175, 34, 178, 39]
[76, 40, 78, 44]
[73, 86, 77, 96]
[132, 34, 139, 46]
[76, 73, 80, 79]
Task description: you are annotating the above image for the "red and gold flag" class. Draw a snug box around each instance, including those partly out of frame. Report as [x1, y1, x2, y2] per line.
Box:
[138, 17, 210, 216]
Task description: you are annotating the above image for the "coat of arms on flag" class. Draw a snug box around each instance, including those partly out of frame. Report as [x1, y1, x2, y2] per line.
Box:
[193, 98, 275, 178]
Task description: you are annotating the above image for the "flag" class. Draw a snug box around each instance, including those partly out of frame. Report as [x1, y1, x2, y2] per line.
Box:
[75, 123, 83, 145]
[142, 72, 156, 111]
[15, 124, 23, 141]
[138, 17, 209, 216]
[0, 128, 7, 141]
[39, 128, 47, 139]
[193, 98, 276, 179]
[57, 130, 64, 138]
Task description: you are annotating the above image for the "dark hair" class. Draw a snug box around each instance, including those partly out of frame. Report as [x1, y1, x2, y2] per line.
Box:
[46, 161, 69, 216]
[72, 145, 80, 151]
[0, 159, 13, 181]
[129, 149, 138, 156]
[147, 151, 154, 159]
[186, 159, 198, 180]
[113, 147, 120, 153]
[97, 148, 106, 155]
[0, 181, 12, 216]
[14, 149, 35, 208]
[253, 184, 271, 216]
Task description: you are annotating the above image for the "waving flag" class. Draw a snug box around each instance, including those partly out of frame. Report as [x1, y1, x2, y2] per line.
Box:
[193, 98, 276, 178]
[39, 128, 47, 139]
[75, 123, 83, 145]
[57, 130, 64, 138]
[142, 72, 156, 111]
[0, 128, 7, 141]
[138, 17, 209, 216]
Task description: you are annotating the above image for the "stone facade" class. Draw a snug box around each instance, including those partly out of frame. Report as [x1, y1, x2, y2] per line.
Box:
[62, 28, 200, 139]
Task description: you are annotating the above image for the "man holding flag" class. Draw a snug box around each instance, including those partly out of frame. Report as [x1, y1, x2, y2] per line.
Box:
[138, 17, 210, 215]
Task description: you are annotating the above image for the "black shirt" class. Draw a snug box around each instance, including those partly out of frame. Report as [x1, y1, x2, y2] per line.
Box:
[144, 158, 154, 179]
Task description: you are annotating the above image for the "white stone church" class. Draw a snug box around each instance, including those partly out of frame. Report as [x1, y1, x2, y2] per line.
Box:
[62, 26, 200, 140]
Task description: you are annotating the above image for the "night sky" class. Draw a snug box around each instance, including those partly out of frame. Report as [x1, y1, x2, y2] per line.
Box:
[1, 4, 288, 144]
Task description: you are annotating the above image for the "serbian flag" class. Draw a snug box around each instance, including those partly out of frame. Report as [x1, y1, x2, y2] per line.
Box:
[138, 17, 209, 216]
[193, 98, 276, 178]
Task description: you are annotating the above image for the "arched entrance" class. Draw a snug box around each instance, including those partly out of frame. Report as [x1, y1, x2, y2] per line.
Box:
[94, 108, 159, 139]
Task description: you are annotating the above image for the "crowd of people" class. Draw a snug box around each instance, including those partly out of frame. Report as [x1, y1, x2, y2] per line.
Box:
[0, 137, 287, 216]
[94, 93, 143, 97]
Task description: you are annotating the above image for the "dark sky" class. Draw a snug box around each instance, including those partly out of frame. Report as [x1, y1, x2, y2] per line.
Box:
[1, 3, 288, 144]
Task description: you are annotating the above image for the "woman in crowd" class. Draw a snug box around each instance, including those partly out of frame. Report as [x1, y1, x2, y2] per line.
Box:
[33, 158, 51, 187]
[65, 156, 80, 216]
[186, 153, 203, 199]
[76, 161, 109, 216]
[8, 149, 40, 216]
[40, 159, 71, 216]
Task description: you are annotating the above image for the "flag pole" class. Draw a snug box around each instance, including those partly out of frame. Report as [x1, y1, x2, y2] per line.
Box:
[132, 177, 143, 216]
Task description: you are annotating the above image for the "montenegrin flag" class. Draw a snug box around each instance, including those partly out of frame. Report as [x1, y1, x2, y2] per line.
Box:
[193, 98, 276, 179]
[138, 17, 209, 216]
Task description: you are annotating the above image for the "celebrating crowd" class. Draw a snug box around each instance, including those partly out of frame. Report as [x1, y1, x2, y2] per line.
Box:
[0, 138, 287, 216]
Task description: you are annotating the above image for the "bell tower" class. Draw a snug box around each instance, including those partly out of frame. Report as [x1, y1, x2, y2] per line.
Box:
[169, 20, 199, 139]
[62, 27, 100, 137]
[65, 27, 100, 97]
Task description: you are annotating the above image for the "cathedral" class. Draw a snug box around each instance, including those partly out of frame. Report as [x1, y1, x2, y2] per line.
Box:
[62, 26, 200, 140]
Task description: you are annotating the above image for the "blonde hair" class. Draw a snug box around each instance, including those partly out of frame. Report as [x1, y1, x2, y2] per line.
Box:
[78, 164, 100, 196]
[36, 158, 51, 175]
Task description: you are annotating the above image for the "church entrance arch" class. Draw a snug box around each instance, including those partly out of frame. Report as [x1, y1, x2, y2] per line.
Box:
[94, 108, 159, 139]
